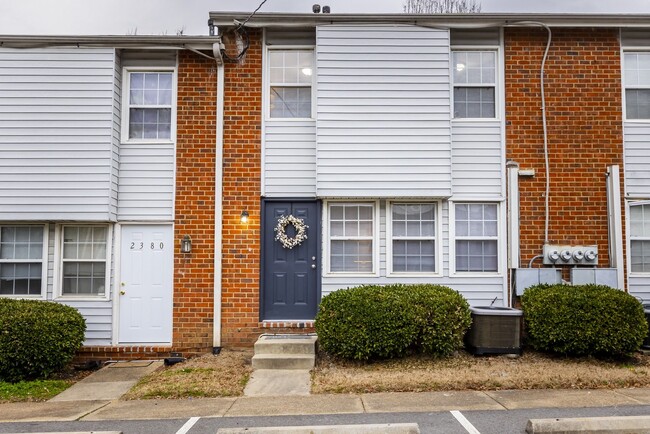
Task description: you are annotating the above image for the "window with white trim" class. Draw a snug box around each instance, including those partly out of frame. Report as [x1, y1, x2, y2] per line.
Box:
[452, 50, 496, 119]
[125, 71, 173, 140]
[268, 49, 313, 118]
[624, 52, 650, 120]
[390, 203, 436, 273]
[630, 203, 650, 272]
[329, 203, 374, 273]
[455, 203, 498, 272]
[60, 226, 108, 297]
[0, 226, 45, 296]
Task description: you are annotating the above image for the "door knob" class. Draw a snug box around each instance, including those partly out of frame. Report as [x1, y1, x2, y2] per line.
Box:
[120, 290, 126, 295]
[311, 264, 316, 269]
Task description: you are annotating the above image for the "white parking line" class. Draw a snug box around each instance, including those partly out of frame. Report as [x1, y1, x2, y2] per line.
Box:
[451, 410, 481, 434]
[176, 416, 201, 434]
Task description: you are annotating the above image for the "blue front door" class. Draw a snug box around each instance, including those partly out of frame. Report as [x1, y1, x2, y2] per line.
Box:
[262, 200, 321, 320]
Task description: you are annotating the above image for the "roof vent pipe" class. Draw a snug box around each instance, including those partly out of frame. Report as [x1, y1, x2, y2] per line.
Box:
[312, 4, 321, 13]
[323, 6, 331, 13]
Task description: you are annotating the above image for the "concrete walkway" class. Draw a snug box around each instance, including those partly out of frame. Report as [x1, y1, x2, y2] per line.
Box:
[49, 360, 162, 402]
[1, 387, 650, 422]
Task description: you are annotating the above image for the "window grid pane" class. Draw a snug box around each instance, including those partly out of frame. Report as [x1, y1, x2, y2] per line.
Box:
[329, 204, 374, 273]
[0, 226, 44, 296]
[455, 203, 498, 273]
[269, 87, 312, 118]
[128, 72, 173, 139]
[452, 50, 496, 119]
[391, 203, 436, 273]
[61, 226, 108, 296]
[624, 52, 650, 120]
[268, 49, 313, 118]
[630, 204, 650, 272]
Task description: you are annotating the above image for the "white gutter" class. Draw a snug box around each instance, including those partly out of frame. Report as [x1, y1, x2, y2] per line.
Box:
[213, 42, 225, 349]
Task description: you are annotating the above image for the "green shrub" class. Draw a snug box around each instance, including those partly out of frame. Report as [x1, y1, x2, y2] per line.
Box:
[521, 284, 647, 357]
[315, 284, 471, 361]
[397, 284, 472, 357]
[0, 299, 86, 382]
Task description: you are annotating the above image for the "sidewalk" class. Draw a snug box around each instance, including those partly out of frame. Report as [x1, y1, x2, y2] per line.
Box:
[2, 358, 650, 426]
[1, 388, 650, 422]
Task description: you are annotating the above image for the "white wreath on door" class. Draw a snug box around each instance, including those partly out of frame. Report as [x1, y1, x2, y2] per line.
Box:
[274, 215, 309, 249]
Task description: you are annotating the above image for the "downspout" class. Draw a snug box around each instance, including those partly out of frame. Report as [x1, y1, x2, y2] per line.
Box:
[213, 41, 225, 350]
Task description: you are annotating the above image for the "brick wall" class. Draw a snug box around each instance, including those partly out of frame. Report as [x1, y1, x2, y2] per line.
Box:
[220, 29, 264, 346]
[172, 50, 218, 354]
[505, 28, 624, 275]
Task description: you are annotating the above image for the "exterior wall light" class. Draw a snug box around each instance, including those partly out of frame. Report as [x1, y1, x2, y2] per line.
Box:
[180, 235, 192, 253]
[240, 210, 249, 223]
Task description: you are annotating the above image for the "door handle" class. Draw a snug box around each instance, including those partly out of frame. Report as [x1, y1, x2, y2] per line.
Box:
[311, 264, 316, 269]
[120, 290, 126, 295]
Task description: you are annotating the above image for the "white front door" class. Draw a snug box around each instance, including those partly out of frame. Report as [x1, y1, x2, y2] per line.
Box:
[119, 225, 173, 344]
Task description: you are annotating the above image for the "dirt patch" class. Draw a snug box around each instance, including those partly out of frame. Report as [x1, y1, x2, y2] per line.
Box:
[312, 350, 650, 394]
[123, 349, 253, 399]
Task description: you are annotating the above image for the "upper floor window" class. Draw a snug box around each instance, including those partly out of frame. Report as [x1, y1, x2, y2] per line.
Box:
[125, 70, 173, 140]
[624, 52, 650, 120]
[0, 226, 45, 297]
[452, 51, 496, 119]
[268, 49, 313, 119]
[630, 203, 650, 272]
[60, 226, 109, 297]
[454, 203, 498, 273]
[390, 203, 437, 274]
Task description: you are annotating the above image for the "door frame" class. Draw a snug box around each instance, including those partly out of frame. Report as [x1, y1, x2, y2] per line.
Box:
[113, 222, 174, 345]
[260, 198, 322, 321]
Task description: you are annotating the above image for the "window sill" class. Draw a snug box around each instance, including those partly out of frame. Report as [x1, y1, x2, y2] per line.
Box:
[120, 138, 175, 145]
[0, 294, 45, 300]
[386, 272, 443, 278]
[323, 272, 380, 278]
[450, 272, 503, 278]
[266, 117, 315, 122]
[54, 295, 110, 302]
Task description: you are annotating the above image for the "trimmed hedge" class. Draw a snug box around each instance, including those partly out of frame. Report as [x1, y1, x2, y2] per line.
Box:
[315, 284, 471, 361]
[0, 299, 86, 382]
[521, 284, 647, 357]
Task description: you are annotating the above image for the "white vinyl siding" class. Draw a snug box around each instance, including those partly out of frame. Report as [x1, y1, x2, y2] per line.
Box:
[624, 123, 650, 197]
[315, 25, 452, 197]
[321, 200, 506, 306]
[264, 121, 317, 197]
[117, 142, 175, 220]
[0, 48, 118, 221]
[451, 123, 502, 196]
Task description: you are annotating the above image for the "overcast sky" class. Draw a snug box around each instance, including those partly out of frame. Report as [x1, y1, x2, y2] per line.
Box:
[0, 0, 648, 36]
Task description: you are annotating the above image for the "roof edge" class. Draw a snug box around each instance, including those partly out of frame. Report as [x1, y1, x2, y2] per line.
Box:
[0, 35, 220, 49]
[208, 12, 650, 28]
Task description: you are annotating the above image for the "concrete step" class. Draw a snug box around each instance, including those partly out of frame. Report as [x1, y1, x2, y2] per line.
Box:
[252, 353, 315, 370]
[254, 335, 317, 356]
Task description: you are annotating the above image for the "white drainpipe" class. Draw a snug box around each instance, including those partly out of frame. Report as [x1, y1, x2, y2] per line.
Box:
[213, 42, 224, 349]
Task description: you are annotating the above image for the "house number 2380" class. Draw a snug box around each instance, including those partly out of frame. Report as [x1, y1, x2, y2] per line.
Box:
[130, 242, 164, 250]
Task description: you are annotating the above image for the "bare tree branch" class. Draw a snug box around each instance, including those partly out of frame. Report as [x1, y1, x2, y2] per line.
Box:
[403, 0, 482, 13]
